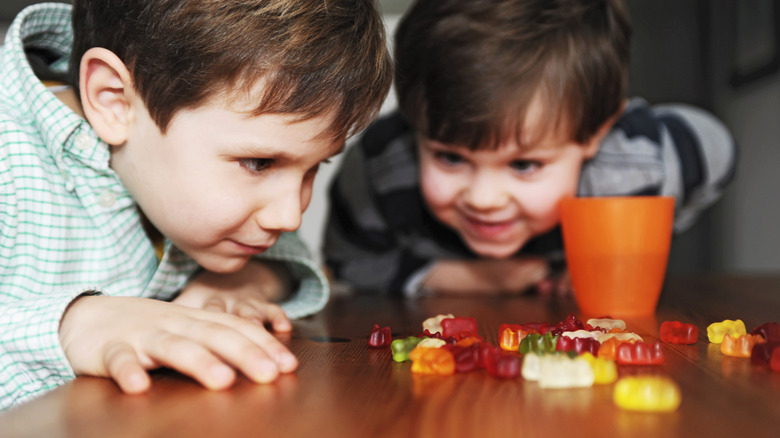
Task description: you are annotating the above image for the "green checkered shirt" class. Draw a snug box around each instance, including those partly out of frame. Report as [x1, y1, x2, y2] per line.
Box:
[0, 3, 329, 410]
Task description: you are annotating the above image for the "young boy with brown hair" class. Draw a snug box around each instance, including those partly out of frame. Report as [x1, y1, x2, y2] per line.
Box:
[325, 0, 735, 296]
[0, 0, 391, 409]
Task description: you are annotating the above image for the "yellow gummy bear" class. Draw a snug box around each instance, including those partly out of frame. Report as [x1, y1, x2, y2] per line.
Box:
[706, 319, 746, 344]
[581, 353, 618, 385]
[613, 376, 681, 412]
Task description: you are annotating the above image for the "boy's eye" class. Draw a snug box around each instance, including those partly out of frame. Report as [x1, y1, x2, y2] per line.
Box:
[239, 158, 273, 173]
[434, 151, 464, 166]
[510, 160, 541, 174]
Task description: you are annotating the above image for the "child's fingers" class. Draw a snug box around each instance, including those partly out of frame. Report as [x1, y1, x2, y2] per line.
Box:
[102, 343, 151, 394]
[176, 318, 295, 382]
[235, 301, 293, 333]
[555, 274, 573, 297]
[213, 315, 298, 373]
[145, 332, 237, 389]
[535, 278, 554, 296]
[509, 258, 550, 294]
[267, 307, 293, 333]
[202, 296, 228, 313]
[230, 312, 298, 373]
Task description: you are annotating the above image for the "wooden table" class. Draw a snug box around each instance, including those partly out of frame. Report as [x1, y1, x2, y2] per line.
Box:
[2, 275, 780, 437]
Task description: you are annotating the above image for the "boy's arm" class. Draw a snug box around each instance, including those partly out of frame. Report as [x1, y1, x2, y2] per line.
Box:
[172, 259, 293, 332]
[651, 102, 737, 231]
[173, 232, 329, 322]
[323, 118, 431, 295]
[0, 144, 81, 409]
[421, 258, 550, 295]
[257, 232, 330, 318]
[0, 294, 85, 410]
[580, 98, 737, 231]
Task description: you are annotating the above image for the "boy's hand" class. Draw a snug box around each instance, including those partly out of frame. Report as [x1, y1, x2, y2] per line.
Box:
[536, 269, 573, 298]
[423, 257, 551, 295]
[173, 260, 292, 332]
[59, 295, 298, 395]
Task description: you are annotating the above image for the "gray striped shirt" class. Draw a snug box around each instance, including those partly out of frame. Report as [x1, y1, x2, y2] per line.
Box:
[325, 100, 736, 295]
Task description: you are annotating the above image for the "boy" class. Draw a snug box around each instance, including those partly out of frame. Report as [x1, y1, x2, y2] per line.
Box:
[0, 0, 391, 409]
[324, 0, 735, 296]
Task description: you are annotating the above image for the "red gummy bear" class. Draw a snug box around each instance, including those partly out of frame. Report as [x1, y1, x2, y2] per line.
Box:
[368, 324, 392, 348]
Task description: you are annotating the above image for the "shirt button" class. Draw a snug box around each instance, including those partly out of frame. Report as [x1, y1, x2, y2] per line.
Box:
[75, 133, 92, 151]
[98, 191, 116, 208]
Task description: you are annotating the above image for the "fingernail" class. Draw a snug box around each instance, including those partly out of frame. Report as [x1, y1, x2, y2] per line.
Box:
[209, 364, 234, 387]
[277, 353, 298, 372]
[124, 371, 150, 394]
[252, 359, 279, 383]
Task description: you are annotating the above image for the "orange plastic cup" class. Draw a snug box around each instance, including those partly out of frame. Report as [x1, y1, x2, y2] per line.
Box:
[559, 196, 675, 317]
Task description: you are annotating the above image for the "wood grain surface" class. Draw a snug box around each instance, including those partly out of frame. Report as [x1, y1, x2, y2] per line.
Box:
[1, 275, 779, 438]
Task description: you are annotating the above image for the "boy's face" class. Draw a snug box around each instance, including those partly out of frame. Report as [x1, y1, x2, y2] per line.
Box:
[111, 93, 342, 273]
[417, 102, 600, 259]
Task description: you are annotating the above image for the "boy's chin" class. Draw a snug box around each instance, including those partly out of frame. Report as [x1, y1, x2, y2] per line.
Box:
[192, 254, 251, 274]
[467, 242, 524, 259]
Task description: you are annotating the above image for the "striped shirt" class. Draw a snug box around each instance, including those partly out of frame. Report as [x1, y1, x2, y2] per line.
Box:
[324, 100, 736, 295]
[0, 3, 328, 410]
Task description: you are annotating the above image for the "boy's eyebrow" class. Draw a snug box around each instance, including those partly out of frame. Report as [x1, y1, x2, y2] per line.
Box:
[423, 135, 565, 156]
[227, 139, 345, 159]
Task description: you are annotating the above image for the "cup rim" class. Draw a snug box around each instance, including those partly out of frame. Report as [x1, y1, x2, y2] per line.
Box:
[561, 195, 675, 202]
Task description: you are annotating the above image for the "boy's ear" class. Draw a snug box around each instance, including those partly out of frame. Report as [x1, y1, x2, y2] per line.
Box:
[79, 47, 136, 146]
[582, 99, 628, 159]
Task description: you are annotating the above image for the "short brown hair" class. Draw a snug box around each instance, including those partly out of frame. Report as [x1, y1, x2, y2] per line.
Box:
[395, 0, 631, 149]
[70, 0, 392, 140]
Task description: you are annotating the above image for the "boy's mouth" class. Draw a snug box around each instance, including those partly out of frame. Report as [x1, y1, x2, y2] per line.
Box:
[229, 239, 272, 255]
[462, 217, 515, 240]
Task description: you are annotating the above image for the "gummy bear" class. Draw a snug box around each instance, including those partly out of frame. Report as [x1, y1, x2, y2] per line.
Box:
[659, 321, 698, 344]
[580, 353, 617, 384]
[613, 376, 681, 412]
[721, 333, 765, 358]
[751, 322, 780, 343]
[422, 314, 455, 335]
[367, 324, 391, 348]
[616, 341, 664, 365]
[707, 319, 746, 344]
[519, 333, 558, 355]
[441, 317, 478, 339]
[410, 347, 455, 376]
[556, 335, 600, 356]
[587, 318, 626, 331]
[390, 336, 422, 362]
[538, 354, 594, 388]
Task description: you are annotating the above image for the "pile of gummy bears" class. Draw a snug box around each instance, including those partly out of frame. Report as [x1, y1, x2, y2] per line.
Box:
[367, 314, 780, 412]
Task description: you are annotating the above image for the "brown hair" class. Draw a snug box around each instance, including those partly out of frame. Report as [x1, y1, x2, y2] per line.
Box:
[70, 0, 392, 140]
[395, 0, 631, 149]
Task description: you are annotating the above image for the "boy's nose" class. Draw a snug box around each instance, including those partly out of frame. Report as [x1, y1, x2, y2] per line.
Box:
[463, 171, 509, 210]
[255, 188, 303, 232]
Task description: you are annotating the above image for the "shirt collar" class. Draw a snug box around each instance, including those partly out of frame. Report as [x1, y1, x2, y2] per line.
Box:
[1, 3, 109, 171]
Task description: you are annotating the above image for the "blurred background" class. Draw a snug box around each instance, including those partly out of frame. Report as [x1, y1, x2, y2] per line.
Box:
[3, 0, 778, 276]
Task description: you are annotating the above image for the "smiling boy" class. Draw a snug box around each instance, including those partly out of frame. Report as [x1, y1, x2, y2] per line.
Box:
[324, 0, 735, 296]
[416, 93, 609, 260]
[0, 0, 391, 409]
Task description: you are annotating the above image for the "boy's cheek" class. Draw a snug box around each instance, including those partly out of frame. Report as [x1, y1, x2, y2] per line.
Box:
[419, 174, 452, 207]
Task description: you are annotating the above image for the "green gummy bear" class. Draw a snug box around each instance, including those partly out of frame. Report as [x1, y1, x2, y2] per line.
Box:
[519, 332, 559, 355]
[391, 336, 423, 362]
